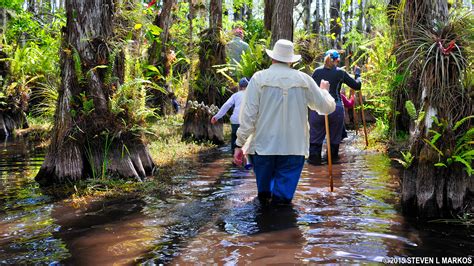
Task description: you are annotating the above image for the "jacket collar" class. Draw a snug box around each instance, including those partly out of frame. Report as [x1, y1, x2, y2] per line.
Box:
[269, 63, 290, 70]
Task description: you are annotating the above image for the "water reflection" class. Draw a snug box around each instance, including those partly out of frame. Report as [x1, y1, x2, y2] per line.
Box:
[51, 196, 161, 265]
[0, 137, 68, 264]
[0, 134, 472, 264]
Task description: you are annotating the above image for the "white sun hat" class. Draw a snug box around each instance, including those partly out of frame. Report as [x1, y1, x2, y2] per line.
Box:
[265, 39, 301, 63]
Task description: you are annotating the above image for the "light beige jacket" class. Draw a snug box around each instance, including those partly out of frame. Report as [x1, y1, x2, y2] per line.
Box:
[236, 63, 336, 156]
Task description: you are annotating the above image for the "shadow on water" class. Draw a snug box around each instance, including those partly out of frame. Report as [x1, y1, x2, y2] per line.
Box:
[0, 133, 473, 264]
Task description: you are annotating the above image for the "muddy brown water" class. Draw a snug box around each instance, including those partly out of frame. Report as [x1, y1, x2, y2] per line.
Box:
[0, 134, 472, 264]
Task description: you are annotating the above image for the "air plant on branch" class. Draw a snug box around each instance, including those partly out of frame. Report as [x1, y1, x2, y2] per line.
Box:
[397, 10, 473, 123]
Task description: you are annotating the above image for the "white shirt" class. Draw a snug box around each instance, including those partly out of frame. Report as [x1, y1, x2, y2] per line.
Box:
[213, 90, 244, 124]
[236, 63, 336, 156]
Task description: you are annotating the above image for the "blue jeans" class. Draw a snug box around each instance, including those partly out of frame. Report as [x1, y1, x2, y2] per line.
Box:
[251, 154, 305, 203]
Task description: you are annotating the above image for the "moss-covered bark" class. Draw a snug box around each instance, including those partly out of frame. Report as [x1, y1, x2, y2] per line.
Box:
[36, 0, 154, 185]
[395, 0, 473, 218]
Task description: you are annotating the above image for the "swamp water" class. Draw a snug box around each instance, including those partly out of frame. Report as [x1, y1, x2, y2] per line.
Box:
[0, 134, 472, 264]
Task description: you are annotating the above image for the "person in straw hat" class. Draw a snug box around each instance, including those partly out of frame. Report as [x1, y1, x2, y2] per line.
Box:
[233, 39, 336, 205]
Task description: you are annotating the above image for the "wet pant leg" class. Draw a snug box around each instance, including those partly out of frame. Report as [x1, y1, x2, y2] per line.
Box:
[252, 155, 276, 200]
[272, 155, 305, 203]
[230, 124, 240, 154]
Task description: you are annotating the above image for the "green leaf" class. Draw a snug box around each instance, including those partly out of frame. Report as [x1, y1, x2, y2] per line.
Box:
[460, 150, 474, 159]
[434, 163, 447, 168]
[453, 156, 473, 176]
[146, 65, 161, 73]
[404, 100, 417, 120]
[428, 129, 442, 145]
[148, 24, 162, 36]
[423, 138, 444, 156]
[453, 115, 474, 131]
[134, 23, 142, 30]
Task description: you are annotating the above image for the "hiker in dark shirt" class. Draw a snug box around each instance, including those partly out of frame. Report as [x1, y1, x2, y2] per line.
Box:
[308, 50, 362, 165]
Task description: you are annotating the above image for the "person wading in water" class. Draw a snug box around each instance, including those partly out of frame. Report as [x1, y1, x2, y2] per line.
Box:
[308, 50, 362, 165]
[211, 77, 249, 155]
[234, 39, 336, 205]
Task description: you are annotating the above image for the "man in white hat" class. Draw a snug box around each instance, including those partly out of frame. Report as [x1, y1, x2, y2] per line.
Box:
[234, 39, 336, 205]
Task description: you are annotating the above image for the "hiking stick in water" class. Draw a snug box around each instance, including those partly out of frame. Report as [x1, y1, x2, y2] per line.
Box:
[324, 114, 334, 192]
[351, 89, 359, 135]
[358, 91, 369, 147]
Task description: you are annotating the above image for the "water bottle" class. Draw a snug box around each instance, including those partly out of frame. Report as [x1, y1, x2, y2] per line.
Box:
[244, 155, 253, 170]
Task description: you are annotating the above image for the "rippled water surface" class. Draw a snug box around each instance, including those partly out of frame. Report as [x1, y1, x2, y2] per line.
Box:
[0, 134, 472, 264]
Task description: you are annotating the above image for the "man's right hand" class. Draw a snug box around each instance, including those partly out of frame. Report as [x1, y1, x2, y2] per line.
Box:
[233, 147, 244, 166]
[210, 116, 218, 124]
[320, 79, 330, 91]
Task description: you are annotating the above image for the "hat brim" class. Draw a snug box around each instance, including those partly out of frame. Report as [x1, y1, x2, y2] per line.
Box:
[266, 49, 301, 63]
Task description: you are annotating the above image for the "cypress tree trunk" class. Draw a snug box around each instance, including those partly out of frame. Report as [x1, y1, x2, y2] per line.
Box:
[27, 0, 36, 14]
[321, 0, 328, 46]
[1, 7, 7, 34]
[182, 0, 225, 144]
[35, 0, 154, 185]
[148, 0, 175, 116]
[397, 0, 473, 218]
[302, 0, 312, 32]
[270, 0, 294, 46]
[264, 0, 274, 32]
[246, 3, 252, 20]
[312, 0, 321, 34]
[329, 0, 341, 48]
[233, 1, 243, 22]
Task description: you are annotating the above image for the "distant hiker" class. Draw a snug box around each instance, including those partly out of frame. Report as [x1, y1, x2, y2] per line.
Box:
[168, 92, 179, 114]
[308, 50, 362, 165]
[234, 39, 336, 205]
[226, 28, 249, 64]
[211, 77, 249, 154]
[341, 92, 355, 109]
[340, 92, 355, 139]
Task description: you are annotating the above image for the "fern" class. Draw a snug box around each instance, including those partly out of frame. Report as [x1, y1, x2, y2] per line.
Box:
[404, 100, 417, 120]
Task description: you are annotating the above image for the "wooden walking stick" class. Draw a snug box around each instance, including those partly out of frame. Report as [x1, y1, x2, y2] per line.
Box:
[324, 114, 334, 192]
[351, 89, 359, 135]
[358, 91, 369, 147]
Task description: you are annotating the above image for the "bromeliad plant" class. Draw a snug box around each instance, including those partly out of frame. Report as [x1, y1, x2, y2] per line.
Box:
[395, 10, 473, 177]
[294, 31, 323, 74]
[398, 10, 473, 124]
